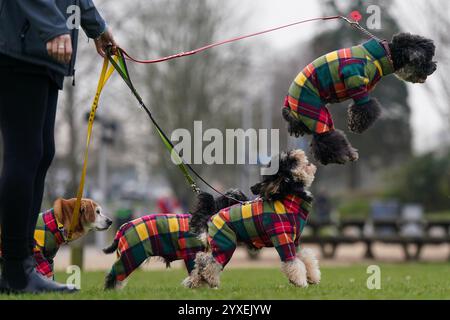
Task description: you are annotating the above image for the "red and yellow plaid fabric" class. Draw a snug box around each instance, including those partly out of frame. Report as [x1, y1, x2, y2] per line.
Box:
[207, 194, 312, 267]
[33, 209, 66, 278]
[107, 213, 205, 282]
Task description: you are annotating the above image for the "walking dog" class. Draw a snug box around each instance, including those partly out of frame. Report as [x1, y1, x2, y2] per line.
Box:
[0, 198, 112, 278]
[282, 34, 436, 165]
[186, 149, 320, 288]
[103, 189, 247, 290]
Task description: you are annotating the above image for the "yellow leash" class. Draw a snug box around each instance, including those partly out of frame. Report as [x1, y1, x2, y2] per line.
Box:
[67, 56, 118, 241]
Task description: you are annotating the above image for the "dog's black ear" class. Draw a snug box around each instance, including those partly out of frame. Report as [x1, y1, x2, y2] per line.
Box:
[347, 98, 382, 134]
[250, 182, 263, 195]
[189, 192, 216, 235]
[216, 189, 248, 209]
[310, 130, 359, 165]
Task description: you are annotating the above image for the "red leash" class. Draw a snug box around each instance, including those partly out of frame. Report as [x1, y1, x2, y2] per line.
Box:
[120, 15, 343, 64]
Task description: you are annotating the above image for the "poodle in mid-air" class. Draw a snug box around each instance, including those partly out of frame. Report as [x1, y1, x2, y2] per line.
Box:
[282, 33, 436, 165]
[185, 149, 320, 288]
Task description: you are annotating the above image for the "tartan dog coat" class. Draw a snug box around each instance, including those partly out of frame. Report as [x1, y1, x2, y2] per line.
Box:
[284, 38, 395, 134]
[33, 209, 67, 278]
[207, 194, 312, 267]
[0, 209, 69, 278]
[108, 214, 205, 282]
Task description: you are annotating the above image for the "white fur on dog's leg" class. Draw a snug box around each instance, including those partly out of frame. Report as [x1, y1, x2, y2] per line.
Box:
[116, 279, 128, 290]
[195, 252, 222, 288]
[281, 258, 308, 287]
[182, 268, 203, 289]
[299, 248, 321, 285]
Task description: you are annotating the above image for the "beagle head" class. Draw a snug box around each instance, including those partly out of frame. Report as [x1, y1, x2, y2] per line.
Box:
[53, 198, 113, 241]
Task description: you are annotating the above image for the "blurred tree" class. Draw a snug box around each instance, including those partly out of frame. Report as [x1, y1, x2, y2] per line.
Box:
[309, 0, 412, 190]
[386, 151, 450, 212]
[123, 0, 251, 206]
[394, 0, 450, 146]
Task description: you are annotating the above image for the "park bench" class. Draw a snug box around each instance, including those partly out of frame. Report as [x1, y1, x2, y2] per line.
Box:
[301, 202, 450, 260]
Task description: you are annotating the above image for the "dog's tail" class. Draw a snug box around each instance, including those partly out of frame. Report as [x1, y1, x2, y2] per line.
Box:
[103, 239, 119, 254]
[103, 222, 131, 254]
[189, 189, 248, 235]
[189, 192, 216, 235]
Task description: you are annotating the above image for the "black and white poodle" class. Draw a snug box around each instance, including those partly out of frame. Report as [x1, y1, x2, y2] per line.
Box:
[282, 33, 437, 165]
[185, 149, 320, 288]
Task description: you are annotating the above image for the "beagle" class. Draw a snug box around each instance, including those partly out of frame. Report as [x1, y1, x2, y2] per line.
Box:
[1, 198, 112, 278]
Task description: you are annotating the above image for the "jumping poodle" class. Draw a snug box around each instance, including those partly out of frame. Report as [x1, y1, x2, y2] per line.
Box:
[282, 33, 436, 165]
[185, 149, 320, 288]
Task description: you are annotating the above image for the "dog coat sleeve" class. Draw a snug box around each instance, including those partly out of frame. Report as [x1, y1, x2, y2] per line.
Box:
[263, 201, 302, 262]
[33, 247, 54, 279]
[284, 93, 334, 135]
[341, 61, 370, 106]
[207, 211, 237, 267]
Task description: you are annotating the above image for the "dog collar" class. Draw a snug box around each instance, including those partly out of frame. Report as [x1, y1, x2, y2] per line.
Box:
[46, 209, 68, 245]
[380, 39, 394, 69]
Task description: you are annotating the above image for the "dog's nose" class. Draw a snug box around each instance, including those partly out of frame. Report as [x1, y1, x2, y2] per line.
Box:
[428, 63, 437, 75]
[106, 218, 113, 226]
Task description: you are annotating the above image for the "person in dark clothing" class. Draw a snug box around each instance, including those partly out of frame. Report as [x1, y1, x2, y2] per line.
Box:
[0, 0, 117, 294]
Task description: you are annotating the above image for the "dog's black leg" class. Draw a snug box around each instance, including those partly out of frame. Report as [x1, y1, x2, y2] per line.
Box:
[104, 272, 117, 290]
[347, 98, 382, 134]
[310, 130, 359, 165]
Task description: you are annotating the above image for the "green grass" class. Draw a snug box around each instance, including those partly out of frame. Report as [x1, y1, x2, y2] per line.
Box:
[2, 263, 450, 300]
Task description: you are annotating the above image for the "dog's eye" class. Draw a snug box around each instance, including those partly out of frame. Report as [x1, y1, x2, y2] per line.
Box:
[96, 209, 100, 214]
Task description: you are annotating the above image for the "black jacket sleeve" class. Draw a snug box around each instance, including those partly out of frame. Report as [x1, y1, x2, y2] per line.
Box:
[79, 0, 106, 39]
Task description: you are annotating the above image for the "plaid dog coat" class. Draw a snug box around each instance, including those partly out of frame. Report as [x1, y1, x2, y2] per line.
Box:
[284, 38, 394, 134]
[0, 209, 66, 278]
[108, 214, 205, 282]
[33, 209, 67, 278]
[207, 194, 312, 267]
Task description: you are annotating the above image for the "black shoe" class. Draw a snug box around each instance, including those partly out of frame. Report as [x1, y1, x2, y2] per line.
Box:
[2, 256, 78, 294]
[0, 276, 10, 294]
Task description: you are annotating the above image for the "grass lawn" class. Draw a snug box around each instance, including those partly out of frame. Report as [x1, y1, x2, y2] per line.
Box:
[1, 263, 450, 300]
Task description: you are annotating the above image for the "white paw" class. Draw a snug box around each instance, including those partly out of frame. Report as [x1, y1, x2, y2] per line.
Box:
[307, 268, 321, 285]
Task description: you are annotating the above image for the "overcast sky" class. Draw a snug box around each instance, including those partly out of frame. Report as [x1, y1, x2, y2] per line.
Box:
[233, 0, 446, 153]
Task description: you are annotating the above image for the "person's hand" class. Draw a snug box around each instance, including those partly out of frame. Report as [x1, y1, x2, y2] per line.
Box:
[94, 28, 117, 57]
[46, 34, 73, 64]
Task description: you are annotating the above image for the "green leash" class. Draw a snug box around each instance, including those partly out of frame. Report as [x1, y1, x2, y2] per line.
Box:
[106, 48, 244, 204]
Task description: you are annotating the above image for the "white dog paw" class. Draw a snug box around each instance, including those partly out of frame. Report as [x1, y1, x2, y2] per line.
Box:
[307, 269, 321, 285]
[290, 278, 309, 288]
[182, 276, 203, 289]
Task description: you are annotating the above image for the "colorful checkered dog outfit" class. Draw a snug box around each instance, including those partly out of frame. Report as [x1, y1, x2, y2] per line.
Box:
[107, 214, 205, 282]
[33, 209, 67, 278]
[207, 194, 312, 267]
[0, 209, 66, 278]
[284, 38, 394, 134]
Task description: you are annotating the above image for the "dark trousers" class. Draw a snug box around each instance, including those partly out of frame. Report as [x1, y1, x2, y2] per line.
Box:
[0, 61, 58, 260]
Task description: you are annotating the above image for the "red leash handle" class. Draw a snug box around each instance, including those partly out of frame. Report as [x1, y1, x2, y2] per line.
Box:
[120, 15, 342, 64]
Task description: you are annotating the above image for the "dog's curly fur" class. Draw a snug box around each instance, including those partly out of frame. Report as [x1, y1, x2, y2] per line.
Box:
[390, 33, 437, 83]
[188, 189, 248, 235]
[310, 130, 359, 165]
[283, 33, 436, 166]
[250, 150, 314, 201]
[187, 150, 320, 288]
[347, 98, 382, 134]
